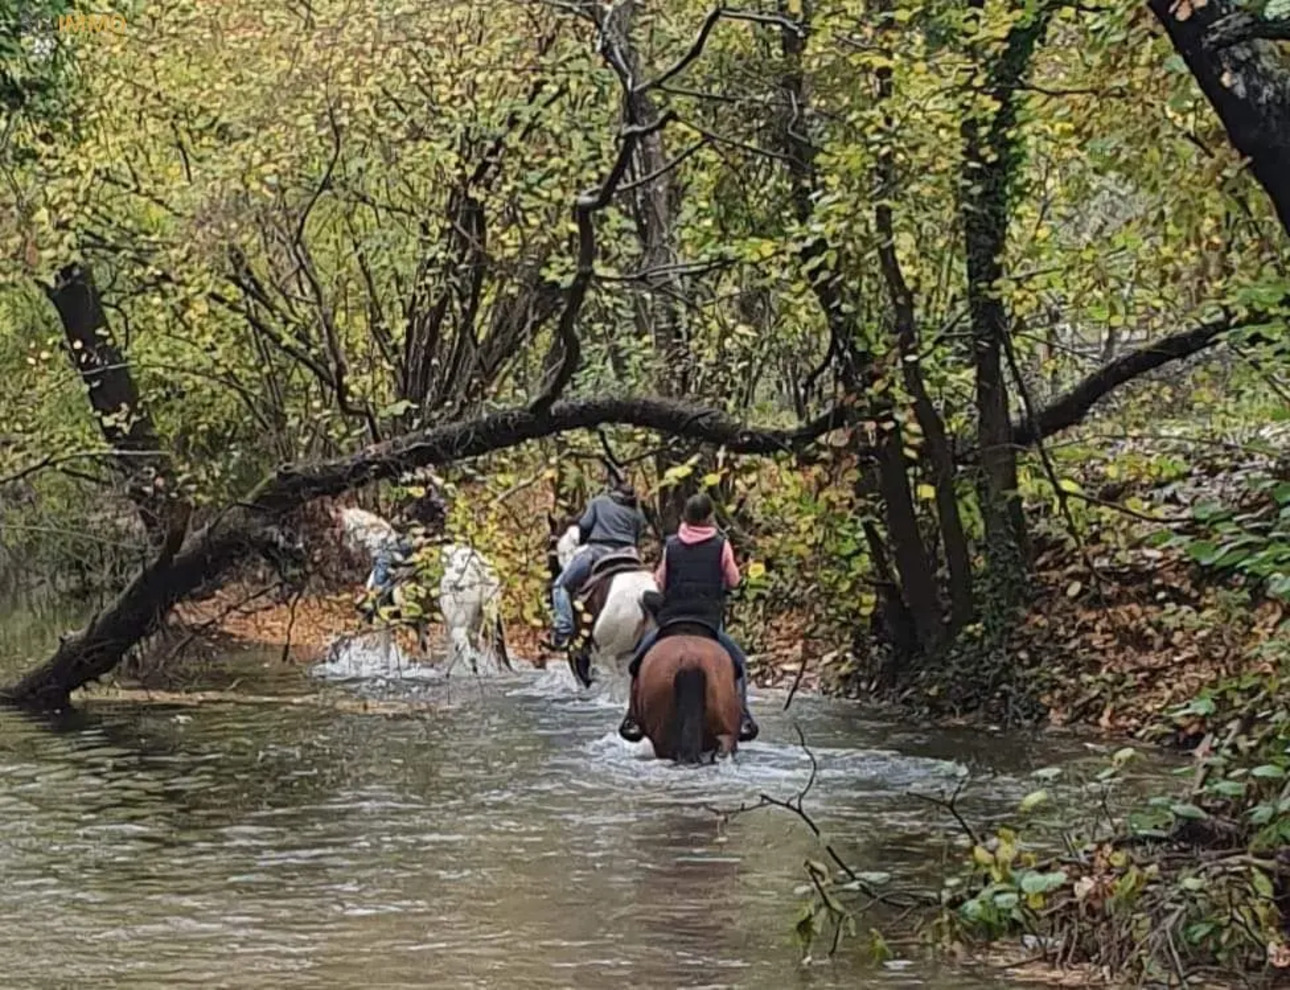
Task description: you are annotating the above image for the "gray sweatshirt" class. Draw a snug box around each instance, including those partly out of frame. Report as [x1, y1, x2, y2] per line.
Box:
[578, 493, 646, 549]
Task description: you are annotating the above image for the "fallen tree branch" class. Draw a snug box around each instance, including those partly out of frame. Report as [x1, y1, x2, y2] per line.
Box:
[2, 394, 844, 711]
[1009, 313, 1243, 447]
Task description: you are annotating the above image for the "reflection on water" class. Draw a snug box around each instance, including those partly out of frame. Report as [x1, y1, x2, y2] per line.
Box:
[0, 634, 1164, 988]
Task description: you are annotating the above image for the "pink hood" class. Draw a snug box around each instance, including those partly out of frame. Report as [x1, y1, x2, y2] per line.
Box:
[655, 523, 741, 590]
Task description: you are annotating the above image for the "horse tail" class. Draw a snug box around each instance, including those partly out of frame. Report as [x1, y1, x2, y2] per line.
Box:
[671, 665, 707, 765]
[478, 577, 511, 671]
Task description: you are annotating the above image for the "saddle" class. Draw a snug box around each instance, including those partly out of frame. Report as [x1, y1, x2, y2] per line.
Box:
[570, 550, 650, 644]
[639, 592, 719, 641]
[627, 617, 730, 680]
[657, 617, 721, 641]
[575, 549, 646, 596]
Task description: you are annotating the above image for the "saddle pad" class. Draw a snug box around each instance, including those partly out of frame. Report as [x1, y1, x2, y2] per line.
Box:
[590, 549, 641, 576]
[576, 552, 646, 596]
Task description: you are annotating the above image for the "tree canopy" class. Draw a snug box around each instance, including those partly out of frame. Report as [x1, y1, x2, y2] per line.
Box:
[0, 0, 1286, 706]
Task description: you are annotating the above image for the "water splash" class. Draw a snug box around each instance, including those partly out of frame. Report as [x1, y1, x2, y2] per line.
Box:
[308, 631, 440, 683]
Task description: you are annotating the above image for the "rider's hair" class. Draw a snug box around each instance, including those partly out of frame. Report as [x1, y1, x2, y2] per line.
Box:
[610, 477, 638, 506]
[682, 492, 714, 525]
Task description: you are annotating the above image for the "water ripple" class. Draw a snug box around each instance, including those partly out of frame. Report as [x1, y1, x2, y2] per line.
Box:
[0, 652, 1151, 989]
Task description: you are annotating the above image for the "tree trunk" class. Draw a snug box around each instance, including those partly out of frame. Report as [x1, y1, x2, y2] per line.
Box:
[775, 4, 945, 655]
[44, 264, 190, 550]
[873, 428, 945, 654]
[860, 518, 919, 682]
[1148, 0, 1290, 238]
[873, 0, 974, 632]
[959, 1, 1053, 593]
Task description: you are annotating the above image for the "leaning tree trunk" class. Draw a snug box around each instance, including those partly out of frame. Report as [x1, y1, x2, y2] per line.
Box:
[1, 393, 848, 710]
[1147, 0, 1290, 238]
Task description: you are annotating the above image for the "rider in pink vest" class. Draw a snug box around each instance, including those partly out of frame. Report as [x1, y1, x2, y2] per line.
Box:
[620, 493, 758, 743]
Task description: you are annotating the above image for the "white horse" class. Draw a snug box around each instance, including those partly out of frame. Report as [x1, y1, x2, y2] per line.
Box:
[436, 542, 510, 676]
[557, 524, 657, 696]
[334, 506, 510, 675]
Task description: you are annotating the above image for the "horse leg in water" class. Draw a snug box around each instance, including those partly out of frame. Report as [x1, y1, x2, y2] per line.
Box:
[439, 577, 479, 676]
[636, 635, 740, 764]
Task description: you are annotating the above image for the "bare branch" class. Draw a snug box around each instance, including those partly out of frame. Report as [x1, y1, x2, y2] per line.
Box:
[289, 102, 382, 441]
[618, 135, 711, 192]
[639, 6, 803, 93]
[530, 112, 678, 415]
[1204, 12, 1290, 51]
[0, 450, 161, 487]
[1010, 312, 1246, 446]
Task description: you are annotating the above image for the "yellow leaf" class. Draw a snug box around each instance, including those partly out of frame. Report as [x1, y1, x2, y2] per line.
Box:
[701, 472, 721, 488]
[916, 483, 936, 500]
[747, 561, 766, 580]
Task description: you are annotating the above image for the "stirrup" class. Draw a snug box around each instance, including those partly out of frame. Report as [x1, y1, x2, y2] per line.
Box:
[619, 714, 644, 743]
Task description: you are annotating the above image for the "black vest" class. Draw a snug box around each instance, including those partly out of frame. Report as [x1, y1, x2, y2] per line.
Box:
[656, 534, 726, 632]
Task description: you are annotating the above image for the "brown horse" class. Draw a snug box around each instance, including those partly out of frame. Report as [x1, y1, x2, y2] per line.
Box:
[633, 622, 742, 764]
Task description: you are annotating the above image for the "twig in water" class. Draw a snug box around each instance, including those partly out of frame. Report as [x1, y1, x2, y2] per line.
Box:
[782, 644, 810, 711]
[908, 774, 980, 847]
[280, 580, 306, 664]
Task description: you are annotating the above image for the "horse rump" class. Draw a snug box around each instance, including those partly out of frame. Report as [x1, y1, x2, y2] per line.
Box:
[671, 665, 709, 765]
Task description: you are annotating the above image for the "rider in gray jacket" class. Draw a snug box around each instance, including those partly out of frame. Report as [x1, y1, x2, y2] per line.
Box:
[547, 481, 646, 649]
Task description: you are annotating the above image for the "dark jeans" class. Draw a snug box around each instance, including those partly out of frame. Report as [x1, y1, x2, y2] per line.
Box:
[369, 539, 413, 596]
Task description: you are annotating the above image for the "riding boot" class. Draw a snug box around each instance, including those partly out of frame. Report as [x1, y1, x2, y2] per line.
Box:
[618, 676, 645, 742]
[736, 674, 759, 742]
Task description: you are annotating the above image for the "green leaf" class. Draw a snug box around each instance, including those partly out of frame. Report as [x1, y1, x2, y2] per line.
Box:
[1208, 779, 1247, 798]
[1170, 803, 1209, 821]
[1019, 789, 1050, 812]
[1111, 746, 1137, 766]
[992, 891, 1019, 910]
[1019, 870, 1067, 895]
[1251, 867, 1275, 899]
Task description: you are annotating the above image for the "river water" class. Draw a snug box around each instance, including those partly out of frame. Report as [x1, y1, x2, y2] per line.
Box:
[0, 604, 1166, 989]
